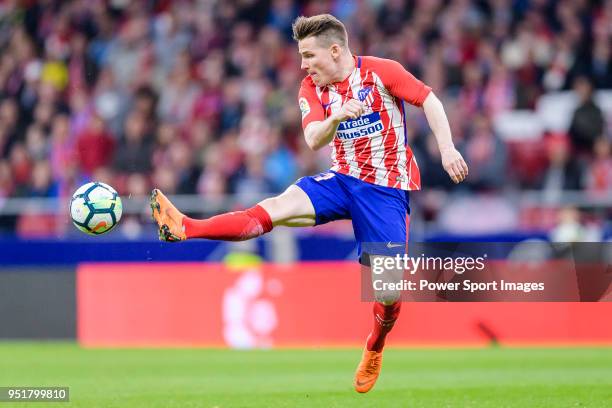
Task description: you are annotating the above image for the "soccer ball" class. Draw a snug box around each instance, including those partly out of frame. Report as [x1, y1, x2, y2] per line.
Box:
[70, 182, 122, 235]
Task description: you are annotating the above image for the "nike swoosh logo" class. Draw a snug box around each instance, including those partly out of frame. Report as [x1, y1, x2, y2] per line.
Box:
[355, 377, 376, 388]
[386, 242, 403, 248]
[322, 99, 337, 109]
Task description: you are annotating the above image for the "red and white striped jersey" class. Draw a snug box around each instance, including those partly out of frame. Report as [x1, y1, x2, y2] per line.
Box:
[298, 56, 431, 190]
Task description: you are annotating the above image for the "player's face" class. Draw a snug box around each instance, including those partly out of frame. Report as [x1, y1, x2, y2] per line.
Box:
[298, 36, 338, 87]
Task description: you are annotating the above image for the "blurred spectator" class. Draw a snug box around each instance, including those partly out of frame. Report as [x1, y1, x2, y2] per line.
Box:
[92, 68, 124, 134]
[589, 39, 612, 89]
[152, 122, 179, 168]
[263, 127, 298, 192]
[550, 207, 601, 242]
[153, 12, 191, 78]
[167, 139, 199, 195]
[235, 153, 273, 197]
[571, 36, 612, 89]
[76, 115, 115, 175]
[191, 54, 224, 127]
[197, 142, 228, 199]
[218, 130, 245, 180]
[463, 114, 507, 190]
[27, 159, 57, 197]
[126, 172, 149, 198]
[157, 51, 199, 124]
[457, 62, 484, 118]
[31, 98, 56, 132]
[418, 133, 456, 190]
[189, 119, 213, 155]
[49, 114, 74, 184]
[220, 79, 245, 132]
[483, 61, 515, 116]
[268, 0, 299, 39]
[69, 89, 94, 136]
[132, 86, 158, 122]
[0, 160, 13, 197]
[10, 143, 32, 194]
[91, 166, 116, 188]
[538, 133, 584, 201]
[376, 0, 411, 37]
[152, 166, 178, 195]
[24, 124, 49, 161]
[67, 32, 98, 93]
[119, 172, 151, 239]
[585, 137, 612, 194]
[568, 77, 605, 154]
[105, 15, 151, 90]
[113, 111, 153, 174]
[41, 56, 68, 94]
[0, 99, 20, 148]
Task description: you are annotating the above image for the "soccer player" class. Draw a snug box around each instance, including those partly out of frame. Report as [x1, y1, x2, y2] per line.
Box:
[151, 14, 468, 393]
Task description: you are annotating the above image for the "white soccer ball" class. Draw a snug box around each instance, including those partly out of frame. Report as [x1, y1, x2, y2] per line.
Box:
[70, 182, 122, 235]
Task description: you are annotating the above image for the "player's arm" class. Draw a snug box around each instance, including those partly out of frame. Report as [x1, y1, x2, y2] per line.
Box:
[298, 78, 364, 151]
[374, 58, 468, 183]
[422, 92, 468, 184]
[304, 100, 363, 151]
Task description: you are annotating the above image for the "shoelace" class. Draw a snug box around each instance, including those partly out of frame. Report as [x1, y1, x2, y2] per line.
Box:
[364, 356, 381, 375]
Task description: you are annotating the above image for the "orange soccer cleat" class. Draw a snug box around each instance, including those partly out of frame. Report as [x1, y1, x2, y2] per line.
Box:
[150, 189, 187, 242]
[353, 348, 383, 393]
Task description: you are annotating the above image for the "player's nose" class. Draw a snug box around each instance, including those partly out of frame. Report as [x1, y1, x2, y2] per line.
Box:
[300, 59, 309, 70]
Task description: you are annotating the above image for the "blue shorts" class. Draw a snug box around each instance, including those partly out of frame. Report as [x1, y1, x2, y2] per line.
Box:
[295, 171, 410, 261]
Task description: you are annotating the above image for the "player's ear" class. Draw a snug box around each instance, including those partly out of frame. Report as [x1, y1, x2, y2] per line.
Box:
[330, 43, 342, 60]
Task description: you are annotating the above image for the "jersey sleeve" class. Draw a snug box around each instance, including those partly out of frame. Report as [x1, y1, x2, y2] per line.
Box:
[298, 78, 325, 129]
[366, 57, 432, 107]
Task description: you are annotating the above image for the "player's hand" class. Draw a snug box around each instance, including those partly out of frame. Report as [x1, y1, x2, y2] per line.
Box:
[334, 99, 364, 122]
[441, 147, 468, 184]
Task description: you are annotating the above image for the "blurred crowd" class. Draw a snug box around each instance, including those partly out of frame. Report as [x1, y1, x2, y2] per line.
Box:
[0, 0, 610, 235]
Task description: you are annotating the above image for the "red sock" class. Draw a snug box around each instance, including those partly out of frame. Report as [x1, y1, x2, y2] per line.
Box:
[366, 301, 401, 352]
[182, 205, 273, 241]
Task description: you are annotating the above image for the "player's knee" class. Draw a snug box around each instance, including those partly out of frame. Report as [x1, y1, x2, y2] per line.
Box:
[375, 290, 401, 305]
[258, 196, 285, 221]
[258, 186, 313, 224]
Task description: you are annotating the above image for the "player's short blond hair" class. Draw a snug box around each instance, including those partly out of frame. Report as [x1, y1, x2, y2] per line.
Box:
[292, 14, 348, 48]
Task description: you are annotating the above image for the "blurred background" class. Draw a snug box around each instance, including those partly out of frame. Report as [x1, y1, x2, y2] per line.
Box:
[0, 0, 611, 348]
[0, 0, 609, 242]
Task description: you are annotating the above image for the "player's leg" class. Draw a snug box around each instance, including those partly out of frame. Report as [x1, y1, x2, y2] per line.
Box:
[364, 230, 407, 352]
[258, 185, 316, 227]
[150, 185, 316, 242]
[354, 261, 404, 393]
[348, 178, 410, 393]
